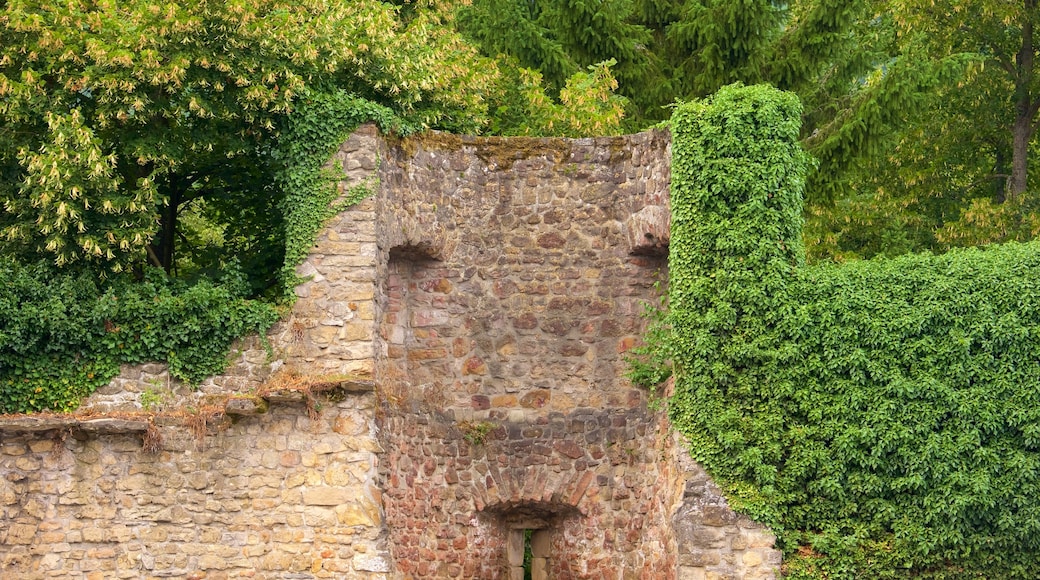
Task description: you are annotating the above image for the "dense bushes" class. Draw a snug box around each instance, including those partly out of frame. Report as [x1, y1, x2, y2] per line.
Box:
[663, 84, 1040, 577]
[0, 261, 277, 414]
[0, 94, 394, 414]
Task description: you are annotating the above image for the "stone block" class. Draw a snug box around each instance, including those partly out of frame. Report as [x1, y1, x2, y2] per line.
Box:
[224, 396, 268, 416]
[531, 557, 548, 580]
[747, 530, 777, 548]
[5, 523, 38, 544]
[354, 554, 391, 572]
[531, 530, 551, 557]
[742, 550, 764, 567]
[680, 550, 721, 567]
[506, 530, 525, 566]
[679, 568, 707, 580]
[336, 502, 379, 527]
[302, 487, 353, 506]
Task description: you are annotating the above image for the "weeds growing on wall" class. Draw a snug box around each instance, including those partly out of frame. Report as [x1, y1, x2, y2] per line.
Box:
[0, 261, 277, 414]
[652, 83, 1040, 578]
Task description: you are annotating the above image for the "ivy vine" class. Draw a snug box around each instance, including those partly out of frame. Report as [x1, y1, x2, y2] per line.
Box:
[656, 83, 1040, 578]
[0, 91, 416, 414]
[0, 261, 277, 414]
[272, 90, 414, 298]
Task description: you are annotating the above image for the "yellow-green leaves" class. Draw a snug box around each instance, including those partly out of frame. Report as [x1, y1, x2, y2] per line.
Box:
[498, 59, 627, 137]
[6, 109, 157, 271]
[0, 0, 497, 272]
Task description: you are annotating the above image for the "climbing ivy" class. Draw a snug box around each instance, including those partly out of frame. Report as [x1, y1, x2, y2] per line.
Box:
[272, 91, 412, 298]
[0, 260, 277, 414]
[658, 83, 1040, 578]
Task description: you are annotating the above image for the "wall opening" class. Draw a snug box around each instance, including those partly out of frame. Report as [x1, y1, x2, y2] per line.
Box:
[485, 500, 577, 580]
[509, 527, 550, 580]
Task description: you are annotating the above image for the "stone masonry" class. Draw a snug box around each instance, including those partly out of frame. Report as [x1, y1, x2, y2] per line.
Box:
[0, 125, 780, 579]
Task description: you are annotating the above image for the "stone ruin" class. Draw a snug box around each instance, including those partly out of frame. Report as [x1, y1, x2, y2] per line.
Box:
[0, 125, 781, 579]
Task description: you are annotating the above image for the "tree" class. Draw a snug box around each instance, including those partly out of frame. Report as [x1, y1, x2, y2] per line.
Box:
[458, 0, 661, 124]
[461, 0, 940, 199]
[0, 0, 496, 275]
[890, 0, 1039, 200]
[804, 1, 1040, 261]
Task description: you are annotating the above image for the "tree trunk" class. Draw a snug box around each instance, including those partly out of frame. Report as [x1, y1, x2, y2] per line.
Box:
[1007, 0, 1036, 200]
[1010, 111, 1032, 200]
[150, 180, 182, 274]
[993, 146, 1010, 202]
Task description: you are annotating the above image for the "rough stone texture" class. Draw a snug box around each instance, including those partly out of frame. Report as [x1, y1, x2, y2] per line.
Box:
[0, 395, 388, 579]
[274, 124, 388, 379]
[80, 334, 279, 414]
[368, 130, 778, 578]
[374, 131, 671, 418]
[381, 408, 681, 578]
[669, 435, 781, 580]
[0, 124, 781, 579]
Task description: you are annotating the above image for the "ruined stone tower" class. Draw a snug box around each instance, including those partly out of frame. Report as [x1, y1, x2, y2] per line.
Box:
[0, 125, 780, 579]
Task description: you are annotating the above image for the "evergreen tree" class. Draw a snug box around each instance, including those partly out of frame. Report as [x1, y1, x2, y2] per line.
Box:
[460, 0, 937, 201]
[458, 0, 662, 124]
[806, 0, 1040, 260]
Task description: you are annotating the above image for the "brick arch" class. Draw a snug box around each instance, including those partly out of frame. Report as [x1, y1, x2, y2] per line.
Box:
[470, 468, 597, 519]
[480, 499, 583, 524]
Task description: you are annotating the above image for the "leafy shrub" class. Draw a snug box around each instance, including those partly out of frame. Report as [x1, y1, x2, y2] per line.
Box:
[661, 83, 1040, 577]
[0, 261, 277, 414]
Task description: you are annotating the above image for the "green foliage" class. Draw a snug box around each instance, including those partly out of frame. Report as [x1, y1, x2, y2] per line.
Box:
[1, 108, 158, 270]
[888, 0, 1039, 198]
[139, 385, 171, 413]
[0, 0, 496, 274]
[664, 84, 1040, 577]
[625, 292, 673, 401]
[457, 420, 498, 446]
[272, 91, 406, 298]
[487, 59, 629, 137]
[0, 260, 277, 414]
[0, 1, 507, 413]
[458, 0, 652, 104]
[806, 0, 1040, 260]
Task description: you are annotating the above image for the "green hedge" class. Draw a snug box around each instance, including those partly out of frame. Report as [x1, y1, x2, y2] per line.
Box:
[665, 84, 1040, 577]
[0, 262, 277, 414]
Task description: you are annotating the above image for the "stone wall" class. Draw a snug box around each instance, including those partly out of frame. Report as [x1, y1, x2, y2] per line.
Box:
[0, 125, 781, 579]
[367, 129, 777, 579]
[375, 130, 670, 415]
[0, 391, 388, 579]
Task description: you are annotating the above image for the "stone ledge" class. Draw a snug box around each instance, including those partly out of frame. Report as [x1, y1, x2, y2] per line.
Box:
[0, 379, 376, 435]
[0, 415, 150, 435]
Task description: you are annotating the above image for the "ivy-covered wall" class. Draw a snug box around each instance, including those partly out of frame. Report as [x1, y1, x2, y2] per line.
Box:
[666, 83, 1040, 578]
[0, 263, 277, 414]
[0, 91, 399, 416]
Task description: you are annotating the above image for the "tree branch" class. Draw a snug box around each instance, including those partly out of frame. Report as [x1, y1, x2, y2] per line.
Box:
[992, 50, 1017, 78]
[145, 244, 163, 268]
